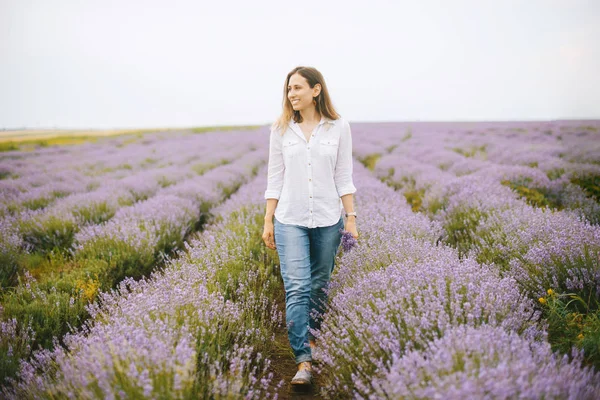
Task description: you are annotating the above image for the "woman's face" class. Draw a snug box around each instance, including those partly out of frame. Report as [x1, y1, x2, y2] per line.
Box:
[287, 73, 320, 112]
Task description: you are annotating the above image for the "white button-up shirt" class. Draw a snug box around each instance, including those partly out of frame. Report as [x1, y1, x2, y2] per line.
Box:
[264, 116, 357, 228]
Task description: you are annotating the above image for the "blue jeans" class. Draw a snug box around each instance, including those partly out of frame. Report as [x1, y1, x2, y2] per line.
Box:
[274, 216, 344, 364]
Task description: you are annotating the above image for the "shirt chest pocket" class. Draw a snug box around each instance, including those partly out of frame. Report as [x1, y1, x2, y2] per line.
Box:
[319, 137, 339, 157]
[282, 139, 301, 160]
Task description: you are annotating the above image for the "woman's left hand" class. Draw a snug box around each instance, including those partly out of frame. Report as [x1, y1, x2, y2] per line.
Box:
[345, 218, 359, 239]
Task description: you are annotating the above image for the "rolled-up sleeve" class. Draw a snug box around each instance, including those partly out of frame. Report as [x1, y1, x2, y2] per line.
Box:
[334, 120, 357, 197]
[264, 126, 284, 199]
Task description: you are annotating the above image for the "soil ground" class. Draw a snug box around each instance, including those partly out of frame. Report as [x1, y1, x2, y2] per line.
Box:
[268, 326, 325, 399]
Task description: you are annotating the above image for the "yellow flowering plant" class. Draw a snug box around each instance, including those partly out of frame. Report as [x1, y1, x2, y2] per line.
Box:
[537, 288, 600, 370]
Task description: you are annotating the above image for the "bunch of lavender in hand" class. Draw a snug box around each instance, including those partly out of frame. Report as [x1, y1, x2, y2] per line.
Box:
[339, 228, 358, 252]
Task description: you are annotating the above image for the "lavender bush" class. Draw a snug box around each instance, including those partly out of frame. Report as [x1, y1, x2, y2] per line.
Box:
[370, 325, 600, 400]
[2, 167, 283, 399]
[314, 164, 553, 398]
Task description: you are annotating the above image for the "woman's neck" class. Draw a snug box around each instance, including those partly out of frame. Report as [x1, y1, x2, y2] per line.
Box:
[299, 107, 321, 124]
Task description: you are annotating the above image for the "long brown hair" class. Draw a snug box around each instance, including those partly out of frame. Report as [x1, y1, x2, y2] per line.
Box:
[272, 66, 340, 135]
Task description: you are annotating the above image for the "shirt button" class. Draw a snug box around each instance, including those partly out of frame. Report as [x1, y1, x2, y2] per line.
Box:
[310, 196, 312, 198]
[309, 178, 311, 181]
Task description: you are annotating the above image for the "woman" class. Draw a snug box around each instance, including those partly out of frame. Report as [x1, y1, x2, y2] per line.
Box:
[262, 66, 359, 386]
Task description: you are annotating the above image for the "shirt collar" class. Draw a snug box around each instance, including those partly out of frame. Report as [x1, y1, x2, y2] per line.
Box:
[288, 116, 336, 128]
[288, 116, 336, 140]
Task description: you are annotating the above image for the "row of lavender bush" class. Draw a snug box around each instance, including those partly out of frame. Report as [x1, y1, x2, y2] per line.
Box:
[0, 129, 268, 388]
[314, 162, 600, 399]
[0, 129, 266, 293]
[2, 167, 287, 399]
[0, 129, 262, 215]
[351, 121, 600, 372]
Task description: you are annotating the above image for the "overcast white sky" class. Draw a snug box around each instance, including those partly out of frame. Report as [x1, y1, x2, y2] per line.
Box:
[1, 0, 599, 129]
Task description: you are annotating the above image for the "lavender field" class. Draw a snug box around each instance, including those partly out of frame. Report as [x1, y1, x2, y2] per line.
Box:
[1, 121, 600, 399]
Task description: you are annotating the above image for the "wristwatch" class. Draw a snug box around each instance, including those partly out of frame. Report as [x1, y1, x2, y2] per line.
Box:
[345, 212, 357, 218]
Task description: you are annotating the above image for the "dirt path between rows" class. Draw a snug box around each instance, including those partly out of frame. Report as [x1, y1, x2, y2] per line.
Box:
[268, 326, 325, 399]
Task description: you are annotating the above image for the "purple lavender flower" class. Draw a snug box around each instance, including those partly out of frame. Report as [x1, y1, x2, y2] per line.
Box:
[372, 325, 600, 399]
[339, 229, 358, 252]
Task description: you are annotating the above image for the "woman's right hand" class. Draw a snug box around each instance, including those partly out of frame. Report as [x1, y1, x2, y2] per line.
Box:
[262, 220, 276, 250]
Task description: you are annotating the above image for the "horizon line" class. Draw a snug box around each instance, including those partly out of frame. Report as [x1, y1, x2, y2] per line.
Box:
[2, 117, 600, 132]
